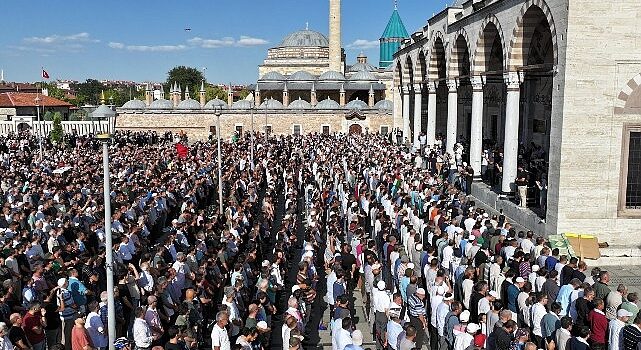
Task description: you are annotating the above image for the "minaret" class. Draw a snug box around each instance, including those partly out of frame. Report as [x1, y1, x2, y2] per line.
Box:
[227, 83, 233, 106]
[145, 83, 152, 106]
[199, 81, 206, 107]
[329, 0, 342, 73]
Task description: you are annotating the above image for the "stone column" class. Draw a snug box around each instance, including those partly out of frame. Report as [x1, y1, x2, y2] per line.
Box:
[502, 71, 523, 195]
[470, 76, 484, 179]
[402, 85, 411, 141]
[426, 81, 437, 148]
[413, 83, 423, 147]
[393, 86, 402, 130]
[445, 79, 458, 155]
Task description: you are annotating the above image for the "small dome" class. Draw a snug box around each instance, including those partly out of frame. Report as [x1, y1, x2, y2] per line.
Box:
[177, 99, 201, 110]
[348, 62, 377, 72]
[231, 100, 253, 109]
[315, 98, 341, 110]
[345, 99, 368, 110]
[350, 70, 376, 81]
[374, 99, 393, 111]
[121, 99, 146, 109]
[260, 71, 286, 81]
[288, 98, 312, 109]
[288, 70, 315, 81]
[148, 99, 173, 110]
[280, 29, 329, 47]
[318, 70, 345, 81]
[259, 98, 284, 109]
[204, 98, 228, 109]
[91, 104, 116, 118]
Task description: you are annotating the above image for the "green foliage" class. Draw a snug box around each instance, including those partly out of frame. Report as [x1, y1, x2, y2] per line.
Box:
[42, 111, 54, 121]
[40, 82, 67, 101]
[72, 79, 104, 105]
[50, 112, 63, 144]
[166, 66, 205, 96]
[238, 88, 251, 100]
[205, 84, 227, 101]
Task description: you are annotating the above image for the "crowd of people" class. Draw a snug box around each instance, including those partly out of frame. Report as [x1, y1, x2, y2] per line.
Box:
[0, 128, 637, 350]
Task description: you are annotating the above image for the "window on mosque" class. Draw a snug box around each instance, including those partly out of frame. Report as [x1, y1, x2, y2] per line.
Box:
[293, 124, 301, 135]
[322, 125, 330, 135]
[380, 126, 389, 135]
[264, 125, 272, 135]
[235, 125, 243, 135]
[620, 126, 641, 215]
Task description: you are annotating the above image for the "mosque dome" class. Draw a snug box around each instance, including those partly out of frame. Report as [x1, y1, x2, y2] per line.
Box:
[288, 98, 312, 109]
[288, 70, 316, 81]
[318, 71, 345, 81]
[177, 99, 201, 110]
[231, 100, 253, 109]
[121, 99, 146, 109]
[260, 71, 286, 81]
[279, 29, 329, 47]
[350, 70, 377, 81]
[348, 62, 377, 73]
[203, 98, 228, 109]
[259, 98, 284, 109]
[345, 99, 368, 110]
[315, 98, 341, 110]
[148, 99, 173, 110]
[374, 99, 394, 111]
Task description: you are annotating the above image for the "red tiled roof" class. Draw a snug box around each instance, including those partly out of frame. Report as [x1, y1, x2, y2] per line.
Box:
[0, 92, 73, 108]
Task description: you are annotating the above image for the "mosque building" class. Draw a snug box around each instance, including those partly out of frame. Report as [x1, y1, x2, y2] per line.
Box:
[116, 0, 410, 139]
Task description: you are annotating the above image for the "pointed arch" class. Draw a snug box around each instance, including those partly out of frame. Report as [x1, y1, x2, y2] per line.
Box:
[394, 60, 403, 87]
[404, 55, 414, 86]
[507, 0, 558, 71]
[472, 14, 507, 76]
[448, 28, 472, 79]
[415, 50, 427, 84]
[428, 31, 447, 81]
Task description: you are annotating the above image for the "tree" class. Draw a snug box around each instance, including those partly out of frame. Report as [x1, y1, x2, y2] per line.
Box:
[72, 79, 105, 105]
[205, 84, 227, 101]
[40, 82, 67, 101]
[50, 112, 63, 144]
[166, 66, 205, 96]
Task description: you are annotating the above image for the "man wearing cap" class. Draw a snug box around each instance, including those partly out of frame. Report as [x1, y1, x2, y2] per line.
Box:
[344, 330, 364, 350]
[609, 309, 632, 350]
[453, 323, 478, 350]
[507, 277, 524, 314]
[372, 281, 390, 348]
[407, 288, 429, 348]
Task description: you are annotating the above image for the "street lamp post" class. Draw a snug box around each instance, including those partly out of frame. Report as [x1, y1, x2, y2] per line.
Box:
[96, 133, 116, 350]
[35, 96, 43, 161]
[214, 107, 224, 214]
[250, 97, 255, 172]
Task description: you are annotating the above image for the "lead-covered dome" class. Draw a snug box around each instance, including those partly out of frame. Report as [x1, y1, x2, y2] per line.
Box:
[288, 71, 315, 81]
[177, 99, 201, 110]
[318, 71, 345, 81]
[259, 98, 284, 109]
[288, 98, 312, 109]
[345, 99, 368, 110]
[204, 98, 228, 109]
[260, 71, 286, 81]
[279, 30, 329, 47]
[232, 100, 253, 109]
[374, 99, 393, 111]
[348, 62, 377, 72]
[315, 98, 341, 110]
[350, 70, 376, 81]
[121, 99, 146, 109]
[148, 99, 173, 110]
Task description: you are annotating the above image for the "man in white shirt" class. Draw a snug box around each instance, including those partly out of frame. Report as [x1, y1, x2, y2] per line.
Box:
[133, 307, 153, 350]
[530, 293, 549, 347]
[211, 311, 231, 350]
[335, 317, 354, 350]
[453, 323, 478, 350]
[609, 309, 632, 350]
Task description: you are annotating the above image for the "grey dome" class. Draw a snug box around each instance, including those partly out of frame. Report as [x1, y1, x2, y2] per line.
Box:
[232, 100, 253, 109]
[348, 62, 377, 72]
[260, 71, 286, 81]
[204, 98, 228, 109]
[315, 98, 341, 110]
[148, 99, 173, 110]
[318, 70, 345, 81]
[374, 99, 393, 111]
[288, 70, 315, 81]
[350, 70, 376, 81]
[345, 99, 368, 110]
[121, 99, 146, 109]
[280, 30, 329, 47]
[259, 98, 284, 109]
[91, 104, 116, 118]
[288, 98, 312, 109]
[177, 98, 201, 110]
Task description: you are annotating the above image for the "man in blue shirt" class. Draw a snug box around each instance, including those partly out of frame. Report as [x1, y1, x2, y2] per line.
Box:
[507, 277, 525, 313]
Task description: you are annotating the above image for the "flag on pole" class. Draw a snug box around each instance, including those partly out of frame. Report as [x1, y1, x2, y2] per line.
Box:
[41, 69, 50, 80]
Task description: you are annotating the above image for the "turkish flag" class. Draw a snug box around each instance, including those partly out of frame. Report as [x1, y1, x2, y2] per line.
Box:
[175, 143, 188, 159]
[42, 69, 50, 79]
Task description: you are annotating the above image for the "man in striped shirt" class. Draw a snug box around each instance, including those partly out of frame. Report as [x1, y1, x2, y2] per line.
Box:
[407, 288, 429, 348]
[621, 314, 641, 350]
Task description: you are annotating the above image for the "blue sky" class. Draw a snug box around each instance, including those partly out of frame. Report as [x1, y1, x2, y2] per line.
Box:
[0, 0, 449, 84]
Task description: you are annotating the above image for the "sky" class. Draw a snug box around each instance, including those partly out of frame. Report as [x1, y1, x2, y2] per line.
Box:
[0, 0, 449, 85]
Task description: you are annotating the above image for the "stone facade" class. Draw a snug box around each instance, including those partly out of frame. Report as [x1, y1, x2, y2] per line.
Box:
[392, 0, 641, 246]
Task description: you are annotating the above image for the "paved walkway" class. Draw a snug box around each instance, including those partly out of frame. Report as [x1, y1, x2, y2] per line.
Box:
[318, 287, 376, 349]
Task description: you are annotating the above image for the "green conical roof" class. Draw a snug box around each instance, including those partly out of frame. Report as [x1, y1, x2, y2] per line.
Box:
[381, 9, 409, 39]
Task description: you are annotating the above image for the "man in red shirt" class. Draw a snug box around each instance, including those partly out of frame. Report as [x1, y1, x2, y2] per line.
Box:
[588, 298, 608, 350]
[22, 303, 46, 350]
[71, 318, 94, 350]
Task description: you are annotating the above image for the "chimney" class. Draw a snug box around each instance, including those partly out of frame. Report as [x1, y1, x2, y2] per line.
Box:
[311, 83, 317, 106]
[282, 83, 289, 107]
[227, 84, 233, 106]
[329, 0, 342, 72]
[339, 83, 346, 106]
[255, 83, 261, 106]
[145, 83, 152, 106]
[199, 81, 206, 107]
[185, 85, 190, 100]
[368, 84, 375, 107]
